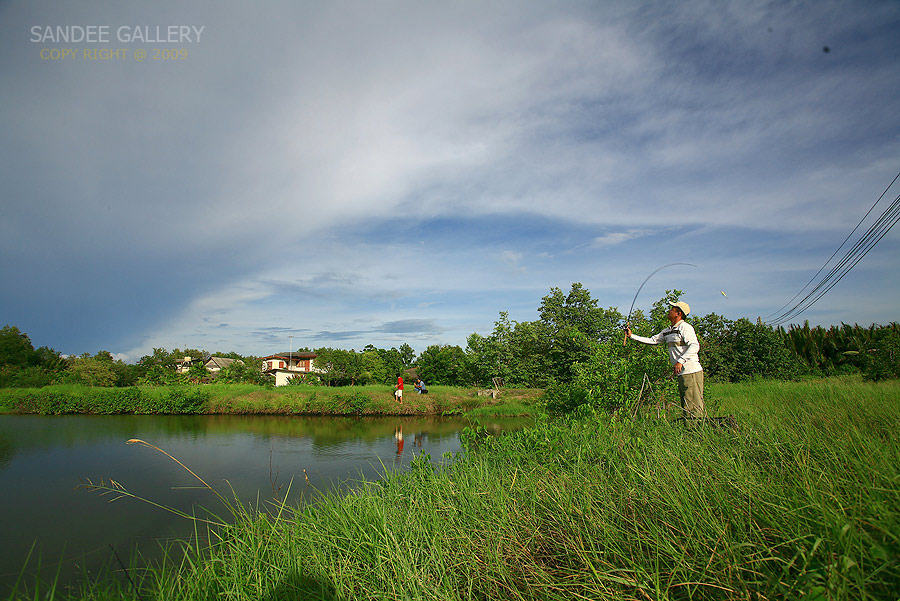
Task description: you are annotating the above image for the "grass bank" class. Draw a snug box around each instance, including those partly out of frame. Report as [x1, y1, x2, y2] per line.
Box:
[0, 384, 543, 416]
[11, 377, 900, 600]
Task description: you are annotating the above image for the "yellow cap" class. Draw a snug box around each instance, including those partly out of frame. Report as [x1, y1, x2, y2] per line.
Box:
[670, 301, 690, 316]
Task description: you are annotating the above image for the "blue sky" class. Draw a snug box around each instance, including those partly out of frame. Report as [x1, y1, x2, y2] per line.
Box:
[2, 0, 899, 362]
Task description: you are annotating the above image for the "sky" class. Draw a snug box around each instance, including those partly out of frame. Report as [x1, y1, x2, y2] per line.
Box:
[2, 0, 899, 363]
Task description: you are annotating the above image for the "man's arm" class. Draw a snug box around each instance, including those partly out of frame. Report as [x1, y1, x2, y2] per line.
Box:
[627, 328, 664, 345]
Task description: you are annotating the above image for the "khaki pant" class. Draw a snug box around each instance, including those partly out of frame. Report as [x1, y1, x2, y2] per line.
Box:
[677, 370, 705, 418]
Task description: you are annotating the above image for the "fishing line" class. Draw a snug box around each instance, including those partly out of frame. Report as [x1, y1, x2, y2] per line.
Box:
[623, 262, 697, 345]
[625, 262, 697, 323]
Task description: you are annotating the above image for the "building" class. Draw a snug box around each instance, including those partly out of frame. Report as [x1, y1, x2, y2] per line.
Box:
[204, 356, 243, 373]
[174, 356, 196, 374]
[175, 355, 244, 376]
[261, 351, 319, 386]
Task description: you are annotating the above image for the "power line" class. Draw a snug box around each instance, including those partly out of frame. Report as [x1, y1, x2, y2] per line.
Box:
[765, 170, 900, 326]
[764, 169, 900, 321]
[766, 191, 900, 325]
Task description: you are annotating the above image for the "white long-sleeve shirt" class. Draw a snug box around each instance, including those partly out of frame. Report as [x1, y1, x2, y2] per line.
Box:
[630, 319, 702, 375]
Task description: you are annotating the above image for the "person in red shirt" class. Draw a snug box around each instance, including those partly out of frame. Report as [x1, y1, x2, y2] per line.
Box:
[394, 376, 403, 404]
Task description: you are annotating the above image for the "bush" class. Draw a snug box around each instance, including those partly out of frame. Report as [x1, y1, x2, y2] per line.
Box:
[162, 387, 210, 413]
[0, 386, 209, 414]
[542, 379, 588, 413]
[545, 338, 675, 414]
[0, 366, 57, 388]
[696, 316, 799, 382]
[863, 328, 900, 381]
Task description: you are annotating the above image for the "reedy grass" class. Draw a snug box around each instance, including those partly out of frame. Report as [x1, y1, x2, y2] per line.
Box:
[9, 378, 899, 600]
[0, 384, 542, 417]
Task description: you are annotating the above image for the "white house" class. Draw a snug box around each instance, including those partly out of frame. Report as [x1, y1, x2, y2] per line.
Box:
[261, 351, 319, 386]
[175, 356, 243, 375]
[174, 356, 195, 374]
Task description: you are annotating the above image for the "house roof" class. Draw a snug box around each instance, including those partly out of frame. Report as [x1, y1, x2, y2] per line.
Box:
[204, 356, 243, 369]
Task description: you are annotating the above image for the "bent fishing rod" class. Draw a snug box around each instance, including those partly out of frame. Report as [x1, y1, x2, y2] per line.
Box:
[622, 262, 697, 346]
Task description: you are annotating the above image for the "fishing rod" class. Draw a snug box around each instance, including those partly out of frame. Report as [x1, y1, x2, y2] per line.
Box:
[623, 262, 697, 346]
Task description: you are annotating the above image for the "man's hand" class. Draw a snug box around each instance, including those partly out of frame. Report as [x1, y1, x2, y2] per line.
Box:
[673, 362, 683, 376]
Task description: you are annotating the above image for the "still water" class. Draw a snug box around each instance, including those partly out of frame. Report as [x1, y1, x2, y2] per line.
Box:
[0, 413, 528, 591]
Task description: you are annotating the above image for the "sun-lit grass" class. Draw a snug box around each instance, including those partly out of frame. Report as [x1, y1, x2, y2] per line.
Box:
[0, 384, 543, 417]
[7, 378, 899, 600]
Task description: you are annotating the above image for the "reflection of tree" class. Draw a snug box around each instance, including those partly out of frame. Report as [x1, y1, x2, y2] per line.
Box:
[0, 434, 14, 468]
[0, 414, 531, 461]
[0, 415, 209, 456]
[204, 415, 476, 448]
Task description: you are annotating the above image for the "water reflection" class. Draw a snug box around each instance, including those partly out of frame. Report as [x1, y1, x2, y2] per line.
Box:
[0, 413, 528, 592]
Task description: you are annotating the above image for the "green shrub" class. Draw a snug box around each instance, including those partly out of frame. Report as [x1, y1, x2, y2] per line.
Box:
[0, 385, 208, 414]
[863, 328, 900, 381]
[163, 387, 209, 413]
[545, 338, 673, 414]
[0, 366, 57, 388]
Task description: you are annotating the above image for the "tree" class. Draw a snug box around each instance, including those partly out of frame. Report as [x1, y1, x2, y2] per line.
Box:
[377, 347, 405, 382]
[398, 343, 416, 367]
[537, 283, 623, 382]
[215, 356, 269, 385]
[546, 292, 685, 413]
[186, 361, 210, 382]
[0, 325, 39, 367]
[698, 318, 798, 382]
[692, 312, 731, 381]
[418, 344, 468, 386]
[465, 332, 501, 388]
[0, 325, 65, 387]
[66, 355, 118, 386]
[863, 324, 899, 381]
[358, 349, 386, 385]
[313, 348, 358, 386]
[508, 319, 551, 387]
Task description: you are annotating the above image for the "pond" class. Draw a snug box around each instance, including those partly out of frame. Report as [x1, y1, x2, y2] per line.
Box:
[0, 413, 529, 593]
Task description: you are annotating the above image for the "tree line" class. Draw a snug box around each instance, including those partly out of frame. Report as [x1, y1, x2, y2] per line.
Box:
[0, 327, 420, 389]
[2, 283, 897, 390]
[0, 334, 268, 388]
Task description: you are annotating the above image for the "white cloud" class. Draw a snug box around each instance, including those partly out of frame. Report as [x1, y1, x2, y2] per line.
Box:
[591, 230, 654, 248]
[2, 0, 899, 357]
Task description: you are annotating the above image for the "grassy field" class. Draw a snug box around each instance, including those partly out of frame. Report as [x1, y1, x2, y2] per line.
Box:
[7, 377, 900, 600]
[0, 384, 544, 416]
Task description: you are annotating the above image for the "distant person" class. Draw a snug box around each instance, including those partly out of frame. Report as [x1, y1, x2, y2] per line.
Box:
[626, 301, 705, 420]
[395, 375, 403, 404]
[414, 378, 428, 394]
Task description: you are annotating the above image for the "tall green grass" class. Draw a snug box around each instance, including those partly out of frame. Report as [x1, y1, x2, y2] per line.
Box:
[9, 378, 899, 600]
[0, 384, 541, 416]
[0, 384, 208, 414]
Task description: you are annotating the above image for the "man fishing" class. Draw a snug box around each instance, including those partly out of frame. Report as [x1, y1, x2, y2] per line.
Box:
[625, 301, 705, 420]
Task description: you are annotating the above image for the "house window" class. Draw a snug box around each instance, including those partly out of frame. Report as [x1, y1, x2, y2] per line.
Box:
[267, 361, 273, 370]
[279, 361, 285, 369]
[301, 359, 310, 370]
